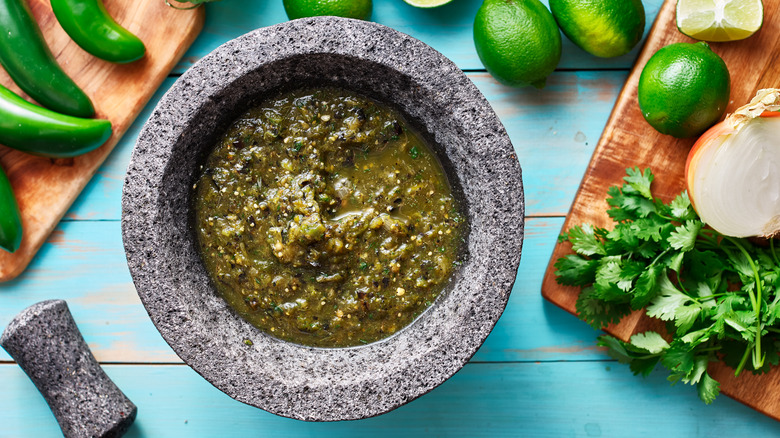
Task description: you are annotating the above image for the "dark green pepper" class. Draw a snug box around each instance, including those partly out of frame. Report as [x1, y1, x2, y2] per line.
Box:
[0, 164, 22, 253]
[51, 0, 146, 64]
[0, 0, 94, 117]
[0, 84, 112, 158]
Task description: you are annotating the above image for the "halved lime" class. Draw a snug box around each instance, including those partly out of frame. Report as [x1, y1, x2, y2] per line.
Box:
[403, 0, 453, 8]
[677, 0, 763, 42]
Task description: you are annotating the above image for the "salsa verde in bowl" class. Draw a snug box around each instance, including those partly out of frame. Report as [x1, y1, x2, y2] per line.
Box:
[122, 17, 523, 421]
[194, 87, 466, 348]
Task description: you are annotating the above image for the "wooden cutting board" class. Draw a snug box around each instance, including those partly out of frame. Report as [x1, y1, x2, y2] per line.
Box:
[0, 0, 204, 281]
[542, 0, 780, 421]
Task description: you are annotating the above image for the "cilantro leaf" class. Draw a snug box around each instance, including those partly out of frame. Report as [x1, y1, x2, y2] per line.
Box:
[683, 355, 710, 385]
[665, 251, 685, 273]
[629, 356, 662, 377]
[575, 287, 631, 329]
[597, 335, 661, 377]
[630, 331, 670, 354]
[635, 240, 661, 259]
[630, 265, 661, 309]
[723, 245, 753, 278]
[617, 260, 645, 292]
[686, 250, 727, 282]
[592, 280, 630, 303]
[680, 327, 712, 345]
[606, 186, 636, 222]
[765, 297, 780, 326]
[616, 194, 657, 219]
[668, 220, 703, 252]
[631, 217, 672, 242]
[554, 255, 598, 286]
[598, 335, 633, 363]
[646, 276, 691, 321]
[624, 167, 654, 200]
[693, 282, 717, 310]
[697, 372, 721, 404]
[595, 260, 623, 288]
[724, 311, 757, 342]
[606, 183, 657, 219]
[669, 191, 697, 221]
[605, 223, 639, 253]
[568, 224, 607, 256]
[675, 303, 702, 334]
[716, 294, 746, 316]
[661, 342, 696, 374]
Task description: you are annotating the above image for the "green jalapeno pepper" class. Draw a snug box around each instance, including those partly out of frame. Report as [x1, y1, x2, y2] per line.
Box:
[0, 164, 22, 253]
[0, 0, 95, 117]
[0, 85, 112, 158]
[51, 0, 146, 64]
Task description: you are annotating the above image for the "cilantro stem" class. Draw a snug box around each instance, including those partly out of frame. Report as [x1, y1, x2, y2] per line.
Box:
[725, 237, 765, 370]
[699, 292, 737, 300]
[650, 249, 670, 266]
[629, 353, 663, 360]
[675, 270, 689, 296]
[698, 228, 720, 237]
[735, 343, 751, 377]
[696, 230, 721, 248]
[771, 239, 780, 267]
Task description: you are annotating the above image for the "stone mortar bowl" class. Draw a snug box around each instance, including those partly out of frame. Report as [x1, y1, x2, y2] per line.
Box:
[121, 17, 524, 421]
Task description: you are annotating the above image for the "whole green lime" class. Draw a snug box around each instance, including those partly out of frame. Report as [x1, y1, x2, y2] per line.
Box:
[473, 0, 561, 88]
[638, 42, 730, 138]
[550, 0, 645, 58]
[283, 0, 372, 20]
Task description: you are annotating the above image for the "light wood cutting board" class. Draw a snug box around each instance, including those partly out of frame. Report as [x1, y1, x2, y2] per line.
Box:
[541, 0, 780, 421]
[0, 0, 204, 281]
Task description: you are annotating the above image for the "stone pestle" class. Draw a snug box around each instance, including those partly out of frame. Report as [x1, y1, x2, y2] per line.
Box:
[0, 300, 137, 438]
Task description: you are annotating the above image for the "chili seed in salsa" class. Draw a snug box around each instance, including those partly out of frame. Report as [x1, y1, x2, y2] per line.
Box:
[193, 87, 465, 347]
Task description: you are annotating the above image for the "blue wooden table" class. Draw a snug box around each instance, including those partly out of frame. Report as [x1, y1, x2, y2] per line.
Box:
[3, 0, 780, 436]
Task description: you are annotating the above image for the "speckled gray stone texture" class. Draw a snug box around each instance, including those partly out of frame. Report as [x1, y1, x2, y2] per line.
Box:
[0, 300, 137, 437]
[122, 17, 524, 421]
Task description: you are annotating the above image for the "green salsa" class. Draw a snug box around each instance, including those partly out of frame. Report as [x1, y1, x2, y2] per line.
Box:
[193, 88, 464, 347]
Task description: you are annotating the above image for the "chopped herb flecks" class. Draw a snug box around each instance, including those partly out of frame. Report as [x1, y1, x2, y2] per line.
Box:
[194, 88, 465, 348]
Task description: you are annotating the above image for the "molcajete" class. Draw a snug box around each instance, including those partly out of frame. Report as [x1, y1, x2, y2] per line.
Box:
[121, 17, 524, 421]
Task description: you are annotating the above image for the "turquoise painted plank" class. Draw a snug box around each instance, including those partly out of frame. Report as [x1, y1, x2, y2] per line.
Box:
[65, 70, 626, 220]
[0, 218, 603, 364]
[0, 221, 175, 363]
[2, 362, 778, 437]
[471, 70, 626, 217]
[176, 0, 664, 73]
[472, 217, 603, 362]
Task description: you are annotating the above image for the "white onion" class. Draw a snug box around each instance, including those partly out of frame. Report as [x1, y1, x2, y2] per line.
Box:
[686, 89, 780, 237]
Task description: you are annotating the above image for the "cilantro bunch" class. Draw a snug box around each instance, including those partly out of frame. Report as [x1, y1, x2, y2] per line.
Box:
[555, 168, 780, 403]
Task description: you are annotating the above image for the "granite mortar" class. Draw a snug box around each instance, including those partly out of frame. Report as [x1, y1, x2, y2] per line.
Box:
[121, 17, 524, 421]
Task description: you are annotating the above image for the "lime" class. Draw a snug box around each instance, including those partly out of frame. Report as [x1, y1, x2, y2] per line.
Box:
[677, 0, 763, 42]
[638, 42, 730, 138]
[403, 0, 453, 8]
[283, 0, 372, 20]
[550, 0, 645, 58]
[473, 0, 561, 88]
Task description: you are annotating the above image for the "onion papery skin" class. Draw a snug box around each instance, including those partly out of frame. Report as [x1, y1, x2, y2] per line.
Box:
[686, 111, 780, 237]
